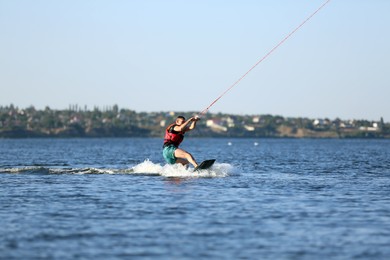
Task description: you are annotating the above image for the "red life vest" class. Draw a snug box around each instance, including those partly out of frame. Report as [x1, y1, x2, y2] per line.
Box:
[163, 123, 184, 147]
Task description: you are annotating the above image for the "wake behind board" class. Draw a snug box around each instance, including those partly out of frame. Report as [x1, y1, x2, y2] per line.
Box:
[194, 159, 216, 172]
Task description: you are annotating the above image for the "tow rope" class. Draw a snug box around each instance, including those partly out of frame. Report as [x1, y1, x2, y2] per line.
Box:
[199, 0, 332, 117]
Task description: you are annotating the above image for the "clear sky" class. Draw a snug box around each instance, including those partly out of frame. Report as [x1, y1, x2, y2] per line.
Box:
[1, 0, 389, 121]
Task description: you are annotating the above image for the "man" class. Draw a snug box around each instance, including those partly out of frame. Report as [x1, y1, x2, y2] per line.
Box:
[163, 115, 199, 168]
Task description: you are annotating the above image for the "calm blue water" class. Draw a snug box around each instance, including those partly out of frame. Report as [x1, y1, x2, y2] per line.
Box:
[1, 138, 390, 259]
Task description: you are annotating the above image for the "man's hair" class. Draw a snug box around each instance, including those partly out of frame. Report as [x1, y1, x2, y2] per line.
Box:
[177, 116, 185, 120]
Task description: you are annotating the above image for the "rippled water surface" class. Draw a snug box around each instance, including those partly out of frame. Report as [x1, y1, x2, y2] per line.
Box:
[1, 138, 390, 259]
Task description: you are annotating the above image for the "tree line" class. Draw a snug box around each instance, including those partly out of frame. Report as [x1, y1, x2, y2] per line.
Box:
[1, 104, 389, 138]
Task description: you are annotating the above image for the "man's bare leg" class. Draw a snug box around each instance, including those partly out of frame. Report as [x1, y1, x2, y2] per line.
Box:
[174, 148, 198, 168]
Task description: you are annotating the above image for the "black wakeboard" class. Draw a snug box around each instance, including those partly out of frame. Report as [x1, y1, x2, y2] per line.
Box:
[194, 159, 216, 172]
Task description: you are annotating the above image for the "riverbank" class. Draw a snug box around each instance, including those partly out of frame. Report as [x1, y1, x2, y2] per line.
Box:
[1, 105, 389, 138]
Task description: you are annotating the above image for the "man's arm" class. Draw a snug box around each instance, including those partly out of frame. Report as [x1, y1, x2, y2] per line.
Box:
[187, 116, 200, 131]
[174, 117, 196, 132]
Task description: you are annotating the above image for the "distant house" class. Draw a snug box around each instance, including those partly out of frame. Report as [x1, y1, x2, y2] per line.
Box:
[313, 119, 331, 126]
[70, 116, 81, 124]
[313, 119, 324, 126]
[206, 119, 227, 132]
[340, 121, 354, 129]
[359, 123, 380, 132]
[225, 117, 235, 128]
[244, 125, 255, 131]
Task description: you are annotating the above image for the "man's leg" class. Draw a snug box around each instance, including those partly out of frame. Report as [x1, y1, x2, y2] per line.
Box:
[174, 148, 198, 168]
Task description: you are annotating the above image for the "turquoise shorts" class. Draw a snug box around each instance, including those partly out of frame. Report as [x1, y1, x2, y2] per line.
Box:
[163, 145, 177, 164]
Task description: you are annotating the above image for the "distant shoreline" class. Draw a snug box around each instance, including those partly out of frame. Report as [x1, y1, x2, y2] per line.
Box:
[1, 105, 389, 139]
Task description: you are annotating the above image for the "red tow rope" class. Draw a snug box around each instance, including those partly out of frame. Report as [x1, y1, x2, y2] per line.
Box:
[199, 0, 332, 117]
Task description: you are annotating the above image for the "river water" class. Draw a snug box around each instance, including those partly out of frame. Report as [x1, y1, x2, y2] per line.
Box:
[1, 138, 389, 259]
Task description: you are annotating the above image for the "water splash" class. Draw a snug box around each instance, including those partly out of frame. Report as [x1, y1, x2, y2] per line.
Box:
[0, 166, 116, 175]
[0, 160, 234, 178]
[131, 159, 233, 178]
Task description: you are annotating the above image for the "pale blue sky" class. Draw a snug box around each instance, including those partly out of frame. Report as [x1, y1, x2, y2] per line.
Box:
[1, 0, 389, 121]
